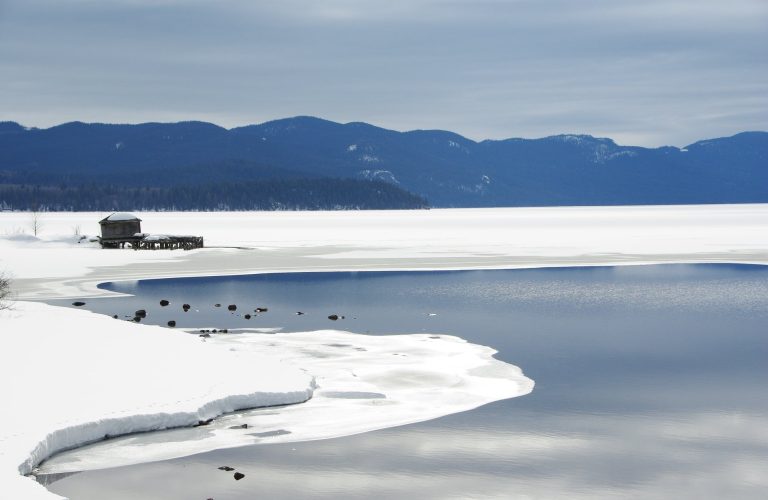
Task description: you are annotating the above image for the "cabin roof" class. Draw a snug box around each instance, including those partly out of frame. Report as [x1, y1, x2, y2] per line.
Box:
[99, 212, 142, 224]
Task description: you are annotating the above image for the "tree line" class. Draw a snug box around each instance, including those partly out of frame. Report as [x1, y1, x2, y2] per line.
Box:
[0, 178, 429, 211]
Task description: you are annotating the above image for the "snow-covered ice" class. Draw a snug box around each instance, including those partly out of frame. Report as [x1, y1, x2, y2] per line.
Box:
[39, 330, 533, 473]
[3, 205, 767, 300]
[1, 205, 767, 498]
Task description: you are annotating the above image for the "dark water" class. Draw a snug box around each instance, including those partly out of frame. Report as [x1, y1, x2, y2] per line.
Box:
[46, 265, 768, 499]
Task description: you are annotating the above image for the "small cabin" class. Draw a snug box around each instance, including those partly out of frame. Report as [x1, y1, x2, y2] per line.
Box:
[99, 213, 142, 240]
[97, 213, 203, 250]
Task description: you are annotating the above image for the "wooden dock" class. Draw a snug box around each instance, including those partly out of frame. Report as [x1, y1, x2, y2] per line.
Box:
[99, 235, 204, 250]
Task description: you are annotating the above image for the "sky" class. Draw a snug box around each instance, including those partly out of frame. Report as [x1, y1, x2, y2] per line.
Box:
[0, 0, 766, 147]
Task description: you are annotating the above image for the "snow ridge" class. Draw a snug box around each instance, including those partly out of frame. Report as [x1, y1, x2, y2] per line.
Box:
[0, 302, 315, 499]
[19, 385, 314, 478]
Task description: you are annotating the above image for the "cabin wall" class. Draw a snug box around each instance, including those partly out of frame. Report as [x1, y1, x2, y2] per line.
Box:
[100, 221, 141, 239]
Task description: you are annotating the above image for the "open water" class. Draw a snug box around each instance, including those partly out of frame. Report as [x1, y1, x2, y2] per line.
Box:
[45, 264, 768, 499]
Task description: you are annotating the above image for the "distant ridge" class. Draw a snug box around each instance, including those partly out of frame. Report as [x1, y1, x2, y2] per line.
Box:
[0, 117, 766, 210]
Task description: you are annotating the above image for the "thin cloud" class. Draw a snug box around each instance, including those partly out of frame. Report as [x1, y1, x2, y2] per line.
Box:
[0, 0, 765, 146]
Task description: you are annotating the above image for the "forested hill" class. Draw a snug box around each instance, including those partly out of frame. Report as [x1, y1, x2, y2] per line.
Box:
[1, 117, 766, 210]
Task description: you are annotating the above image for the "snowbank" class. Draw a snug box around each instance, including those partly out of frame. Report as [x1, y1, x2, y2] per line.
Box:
[0, 302, 314, 499]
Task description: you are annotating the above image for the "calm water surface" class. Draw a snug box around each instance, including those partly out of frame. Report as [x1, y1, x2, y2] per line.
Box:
[46, 265, 768, 499]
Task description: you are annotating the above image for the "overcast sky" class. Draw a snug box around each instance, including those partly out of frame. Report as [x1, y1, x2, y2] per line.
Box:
[1, 0, 766, 146]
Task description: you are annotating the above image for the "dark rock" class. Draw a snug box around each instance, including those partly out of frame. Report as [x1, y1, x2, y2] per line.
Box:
[220, 329, 228, 333]
[167, 320, 176, 327]
[218, 466, 235, 471]
[135, 309, 147, 318]
[296, 311, 305, 315]
[214, 303, 221, 308]
[328, 314, 339, 321]
[233, 472, 245, 481]
[112, 314, 118, 319]
[229, 423, 249, 429]
[244, 314, 251, 320]
[255, 307, 268, 313]
[199, 333, 211, 338]
[71, 301, 86, 307]
[228, 304, 237, 311]
[133, 316, 141, 322]
[160, 300, 170, 307]
[182, 303, 191, 312]
[212, 329, 218, 333]
[196, 418, 214, 427]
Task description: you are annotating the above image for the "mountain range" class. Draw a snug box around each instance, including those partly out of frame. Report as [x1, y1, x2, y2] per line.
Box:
[1, 117, 766, 209]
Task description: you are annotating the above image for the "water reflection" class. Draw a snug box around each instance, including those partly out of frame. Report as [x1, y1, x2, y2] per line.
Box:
[45, 410, 768, 499]
[45, 265, 768, 499]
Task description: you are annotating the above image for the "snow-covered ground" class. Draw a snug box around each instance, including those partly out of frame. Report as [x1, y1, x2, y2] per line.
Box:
[0, 302, 315, 500]
[1, 205, 766, 499]
[3, 204, 767, 299]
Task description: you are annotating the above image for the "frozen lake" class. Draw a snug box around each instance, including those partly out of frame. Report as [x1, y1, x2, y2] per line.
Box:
[45, 264, 768, 499]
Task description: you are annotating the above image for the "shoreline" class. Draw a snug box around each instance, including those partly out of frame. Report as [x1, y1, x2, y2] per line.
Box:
[24, 253, 768, 302]
[5, 204, 767, 300]
[2, 205, 767, 499]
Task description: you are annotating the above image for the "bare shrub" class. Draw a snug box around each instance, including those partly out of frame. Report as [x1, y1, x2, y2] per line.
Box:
[30, 210, 43, 236]
[0, 273, 11, 310]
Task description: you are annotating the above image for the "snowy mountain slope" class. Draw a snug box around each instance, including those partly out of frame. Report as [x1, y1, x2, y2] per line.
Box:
[0, 118, 765, 207]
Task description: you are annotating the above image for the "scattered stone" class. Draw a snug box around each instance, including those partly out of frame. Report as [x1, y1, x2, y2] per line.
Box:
[328, 314, 339, 321]
[220, 329, 228, 333]
[199, 333, 211, 338]
[135, 309, 147, 318]
[167, 320, 176, 327]
[214, 303, 221, 308]
[233, 472, 245, 481]
[159, 299, 170, 307]
[182, 303, 191, 312]
[244, 314, 251, 320]
[212, 329, 218, 333]
[255, 307, 268, 313]
[228, 304, 237, 311]
[218, 466, 235, 471]
[133, 316, 142, 323]
[71, 301, 86, 307]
